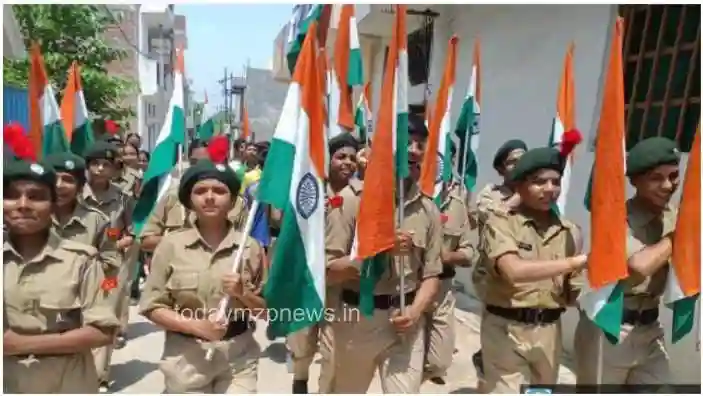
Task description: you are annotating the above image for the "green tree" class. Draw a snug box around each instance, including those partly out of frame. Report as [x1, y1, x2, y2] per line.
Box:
[3, 4, 136, 125]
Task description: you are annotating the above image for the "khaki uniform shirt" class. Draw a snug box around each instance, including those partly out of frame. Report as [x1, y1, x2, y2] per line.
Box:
[325, 179, 363, 263]
[52, 203, 120, 272]
[140, 186, 247, 239]
[622, 199, 677, 311]
[113, 167, 141, 197]
[479, 210, 581, 309]
[344, 184, 443, 295]
[81, 183, 134, 236]
[475, 183, 514, 224]
[440, 187, 477, 266]
[138, 226, 266, 316]
[4, 233, 120, 335]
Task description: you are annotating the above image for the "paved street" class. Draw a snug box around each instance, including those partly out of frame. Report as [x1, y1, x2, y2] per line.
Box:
[109, 303, 576, 393]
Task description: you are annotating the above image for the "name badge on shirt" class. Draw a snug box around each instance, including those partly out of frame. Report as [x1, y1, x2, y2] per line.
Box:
[517, 242, 533, 251]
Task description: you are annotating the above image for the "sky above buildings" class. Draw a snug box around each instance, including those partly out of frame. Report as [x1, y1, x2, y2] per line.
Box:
[176, 3, 291, 108]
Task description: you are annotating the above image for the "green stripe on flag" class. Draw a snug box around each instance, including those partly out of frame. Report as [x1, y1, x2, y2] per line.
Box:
[672, 294, 699, 343]
[592, 282, 625, 345]
[286, 5, 323, 75]
[396, 113, 409, 179]
[70, 122, 95, 157]
[359, 254, 391, 317]
[257, 138, 296, 207]
[42, 121, 70, 156]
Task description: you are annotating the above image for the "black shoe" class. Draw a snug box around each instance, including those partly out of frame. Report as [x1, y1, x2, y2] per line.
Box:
[115, 334, 127, 350]
[429, 376, 446, 385]
[292, 379, 308, 394]
[472, 350, 484, 378]
[98, 381, 110, 393]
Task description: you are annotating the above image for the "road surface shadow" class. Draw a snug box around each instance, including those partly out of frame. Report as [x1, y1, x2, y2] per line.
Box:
[109, 359, 159, 393]
[126, 321, 159, 342]
[261, 341, 288, 364]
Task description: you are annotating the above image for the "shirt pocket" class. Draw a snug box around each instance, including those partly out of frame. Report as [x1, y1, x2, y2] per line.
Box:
[166, 271, 203, 310]
[443, 225, 463, 251]
[37, 288, 82, 333]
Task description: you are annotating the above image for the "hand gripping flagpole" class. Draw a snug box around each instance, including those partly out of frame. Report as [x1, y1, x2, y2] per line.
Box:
[203, 200, 260, 361]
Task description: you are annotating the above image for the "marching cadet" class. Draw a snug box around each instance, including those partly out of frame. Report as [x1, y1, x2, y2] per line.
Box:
[575, 137, 681, 387]
[478, 146, 585, 393]
[140, 138, 246, 255]
[424, 152, 478, 385]
[125, 132, 142, 151]
[139, 159, 266, 393]
[288, 133, 362, 394]
[3, 155, 119, 393]
[471, 138, 527, 379]
[114, 141, 142, 197]
[331, 114, 443, 393]
[45, 152, 123, 392]
[82, 140, 135, 389]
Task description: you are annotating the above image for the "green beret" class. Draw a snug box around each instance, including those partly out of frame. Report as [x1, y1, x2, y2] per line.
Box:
[329, 133, 360, 155]
[509, 147, 564, 182]
[493, 139, 528, 170]
[626, 137, 680, 176]
[84, 141, 119, 162]
[178, 160, 242, 209]
[3, 159, 57, 199]
[45, 152, 86, 174]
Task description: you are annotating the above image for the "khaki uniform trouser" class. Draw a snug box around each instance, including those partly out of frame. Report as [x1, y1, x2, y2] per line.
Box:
[331, 302, 426, 393]
[159, 330, 260, 393]
[481, 310, 561, 394]
[574, 310, 670, 385]
[424, 278, 456, 379]
[4, 351, 99, 393]
[286, 287, 338, 393]
[286, 321, 335, 392]
[93, 246, 138, 382]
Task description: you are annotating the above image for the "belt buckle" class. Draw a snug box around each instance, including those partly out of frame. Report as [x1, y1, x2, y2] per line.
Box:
[529, 309, 546, 323]
[389, 294, 403, 309]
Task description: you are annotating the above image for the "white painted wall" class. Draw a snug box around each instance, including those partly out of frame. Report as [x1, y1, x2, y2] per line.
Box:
[365, 4, 701, 384]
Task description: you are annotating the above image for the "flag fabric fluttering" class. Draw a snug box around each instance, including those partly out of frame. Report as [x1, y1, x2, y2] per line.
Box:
[197, 91, 216, 141]
[329, 3, 364, 138]
[453, 39, 481, 192]
[353, 5, 408, 316]
[286, 5, 331, 75]
[61, 61, 95, 157]
[131, 48, 187, 237]
[577, 18, 630, 345]
[354, 82, 373, 144]
[241, 102, 251, 142]
[665, 125, 701, 343]
[258, 22, 327, 338]
[420, 35, 458, 205]
[549, 43, 576, 215]
[28, 43, 69, 158]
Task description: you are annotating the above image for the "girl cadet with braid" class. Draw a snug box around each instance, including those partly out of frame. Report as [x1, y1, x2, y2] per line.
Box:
[138, 159, 267, 393]
[3, 124, 119, 393]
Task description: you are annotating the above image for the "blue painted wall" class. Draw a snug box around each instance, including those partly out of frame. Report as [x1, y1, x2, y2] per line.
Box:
[3, 85, 30, 130]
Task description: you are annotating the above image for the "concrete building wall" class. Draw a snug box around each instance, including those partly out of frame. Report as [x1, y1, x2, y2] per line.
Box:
[363, 4, 700, 384]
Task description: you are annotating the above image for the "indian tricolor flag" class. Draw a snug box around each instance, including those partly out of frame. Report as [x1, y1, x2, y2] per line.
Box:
[354, 5, 408, 316]
[454, 39, 481, 191]
[549, 42, 576, 215]
[331, 4, 364, 136]
[258, 22, 327, 337]
[665, 125, 700, 343]
[61, 61, 94, 157]
[197, 91, 215, 141]
[132, 48, 187, 237]
[354, 82, 373, 144]
[420, 35, 458, 205]
[578, 18, 629, 344]
[287, 4, 331, 75]
[28, 43, 68, 158]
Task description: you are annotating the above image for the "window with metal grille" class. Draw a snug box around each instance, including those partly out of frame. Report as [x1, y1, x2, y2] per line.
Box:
[407, 21, 434, 86]
[622, 4, 700, 152]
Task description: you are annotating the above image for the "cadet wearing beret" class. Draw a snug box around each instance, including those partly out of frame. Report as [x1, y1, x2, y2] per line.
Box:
[287, 132, 362, 394]
[575, 137, 681, 388]
[4, 158, 119, 393]
[331, 113, 443, 393]
[471, 138, 527, 382]
[139, 159, 267, 393]
[478, 146, 586, 393]
[82, 140, 136, 387]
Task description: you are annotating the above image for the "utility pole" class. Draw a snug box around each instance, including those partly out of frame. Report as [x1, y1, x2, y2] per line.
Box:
[217, 68, 230, 135]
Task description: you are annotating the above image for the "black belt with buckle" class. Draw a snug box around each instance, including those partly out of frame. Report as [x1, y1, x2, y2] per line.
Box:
[174, 319, 255, 340]
[438, 265, 456, 280]
[622, 308, 659, 326]
[487, 305, 565, 324]
[341, 289, 416, 310]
